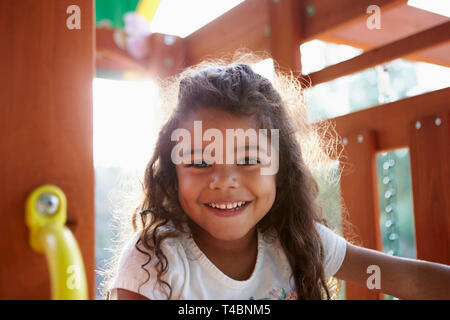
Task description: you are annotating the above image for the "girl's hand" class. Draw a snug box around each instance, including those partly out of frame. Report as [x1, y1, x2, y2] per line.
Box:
[334, 243, 450, 299]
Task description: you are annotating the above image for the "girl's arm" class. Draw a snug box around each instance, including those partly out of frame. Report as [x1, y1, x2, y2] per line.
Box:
[334, 243, 450, 299]
[115, 288, 149, 300]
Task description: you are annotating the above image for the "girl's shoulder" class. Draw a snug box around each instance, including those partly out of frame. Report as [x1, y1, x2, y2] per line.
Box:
[111, 225, 190, 300]
[117, 224, 189, 269]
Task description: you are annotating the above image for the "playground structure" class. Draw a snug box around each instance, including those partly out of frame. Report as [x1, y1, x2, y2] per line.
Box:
[0, 0, 449, 299]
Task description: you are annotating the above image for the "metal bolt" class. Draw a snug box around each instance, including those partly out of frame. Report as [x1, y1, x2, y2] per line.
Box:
[36, 193, 59, 216]
[415, 121, 421, 130]
[306, 4, 315, 16]
[164, 35, 176, 46]
[264, 25, 271, 37]
[343, 137, 348, 146]
[357, 135, 364, 143]
[435, 117, 441, 126]
[164, 57, 174, 67]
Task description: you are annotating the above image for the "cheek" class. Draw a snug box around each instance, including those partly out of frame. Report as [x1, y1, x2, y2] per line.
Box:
[248, 172, 277, 201]
[176, 169, 205, 203]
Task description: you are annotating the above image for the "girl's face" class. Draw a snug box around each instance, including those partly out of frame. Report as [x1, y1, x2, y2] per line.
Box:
[175, 107, 277, 242]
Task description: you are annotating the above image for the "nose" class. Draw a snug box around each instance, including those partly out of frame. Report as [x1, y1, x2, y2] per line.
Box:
[208, 165, 239, 190]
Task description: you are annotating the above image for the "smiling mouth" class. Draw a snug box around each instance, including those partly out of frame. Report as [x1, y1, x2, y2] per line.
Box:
[203, 201, 252, 217]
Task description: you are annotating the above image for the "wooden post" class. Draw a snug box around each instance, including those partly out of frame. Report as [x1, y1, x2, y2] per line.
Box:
[147, 33, 186, 79]
[269, 0, 302, 74]
[408, 113, 450, 265]
[0, 0, 95, 299]
[339, 131, 384, 299]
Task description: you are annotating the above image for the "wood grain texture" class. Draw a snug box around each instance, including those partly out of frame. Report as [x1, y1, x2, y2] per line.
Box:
[339, 131, 384, 300]
[408, 113, 450, 265]
[327, 87, 450, 154]
[0, 0, 95, 299]
[269, 0, 302, 74]
[307, 21, 450, 86]
[185, 0, 271, 66]
[301, 0, 406, 42]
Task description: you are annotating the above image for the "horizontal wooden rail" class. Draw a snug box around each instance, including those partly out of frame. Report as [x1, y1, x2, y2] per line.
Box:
[306, 21, 450, 86]
[301, 0, 406, 42]
[321, 87, 450, 155]
[184, 0, 271, 66]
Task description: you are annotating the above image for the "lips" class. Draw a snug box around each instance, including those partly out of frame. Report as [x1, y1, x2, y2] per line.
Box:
[203, 200, 252, 217]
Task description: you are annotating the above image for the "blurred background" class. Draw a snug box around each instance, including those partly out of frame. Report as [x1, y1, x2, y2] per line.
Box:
[92, 0, 450, 299]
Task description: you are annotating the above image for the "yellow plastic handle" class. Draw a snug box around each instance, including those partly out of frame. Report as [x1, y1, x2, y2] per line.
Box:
[25, 185, 88, 300]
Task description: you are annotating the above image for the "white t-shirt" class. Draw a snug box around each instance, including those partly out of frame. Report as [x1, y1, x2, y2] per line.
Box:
[109, 222, 347, 300]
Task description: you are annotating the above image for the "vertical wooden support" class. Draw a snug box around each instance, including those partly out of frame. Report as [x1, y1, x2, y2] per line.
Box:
[269, 0, 302, 73]
[0, 0, 95, 299]
[339, 131, 384, 299]
[147, 33, 186, 79]
[408, 113, 450, 265]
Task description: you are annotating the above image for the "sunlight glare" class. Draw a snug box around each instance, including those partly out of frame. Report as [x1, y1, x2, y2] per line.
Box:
[93, 78, 162, 171]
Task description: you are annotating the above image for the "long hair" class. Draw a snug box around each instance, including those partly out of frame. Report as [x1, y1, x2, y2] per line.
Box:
[120, 55, 343, 299]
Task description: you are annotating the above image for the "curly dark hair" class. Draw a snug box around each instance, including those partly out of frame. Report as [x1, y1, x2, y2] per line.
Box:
[129, 58, 339, 300]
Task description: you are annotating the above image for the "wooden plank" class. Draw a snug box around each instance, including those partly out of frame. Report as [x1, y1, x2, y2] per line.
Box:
[307, 21, 450, 86]
[318, 34, 450, 69]
[147, 33, 186, 79]
[0, 0, 95, 299]
[324, 87, 450, 155]
[339, 131, 384, 300]
[269, 0, 302, 73]
[408, 113, 450, 265]
[301, 0, 406, 42]
[185, 0, 271, 66]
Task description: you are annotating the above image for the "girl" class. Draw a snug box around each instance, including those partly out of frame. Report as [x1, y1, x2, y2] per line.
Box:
[106, 59, 450, 300]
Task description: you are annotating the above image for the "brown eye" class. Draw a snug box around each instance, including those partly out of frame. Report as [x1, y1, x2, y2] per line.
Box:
[186, 161, 211, 168]
[237, 157, 260, 166]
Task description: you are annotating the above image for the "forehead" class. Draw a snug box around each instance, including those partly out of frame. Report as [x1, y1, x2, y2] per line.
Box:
[179, 107, 259, 132]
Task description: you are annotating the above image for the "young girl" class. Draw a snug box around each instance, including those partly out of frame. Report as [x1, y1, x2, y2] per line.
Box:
[106, 59, 450, 300]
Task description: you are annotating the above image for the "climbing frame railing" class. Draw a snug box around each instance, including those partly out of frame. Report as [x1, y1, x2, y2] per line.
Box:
[332, 88, 450, 299]
[94, 0, 450, 300]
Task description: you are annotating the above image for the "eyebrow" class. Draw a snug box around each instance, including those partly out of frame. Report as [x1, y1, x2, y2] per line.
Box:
[190, 145, 267, 155]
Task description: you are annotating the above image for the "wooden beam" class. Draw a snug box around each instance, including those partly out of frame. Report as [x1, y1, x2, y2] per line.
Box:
[185, 0, 271, 66]
[307, 21, 450, 86]
[326, 87, 450, 154]
[0, 0, 95, 299]
[408, 113, 450, 265]
[269, 0, 302, 74]
[339, 131, 384, 300]
[96, 27, 149, 73]
[147, 33, 186, 79]
[301, 0, 406, 42]
[318, 33, 450, 69]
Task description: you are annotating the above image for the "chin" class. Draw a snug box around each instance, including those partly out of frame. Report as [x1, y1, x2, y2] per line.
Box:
[208, 225, 253, 242]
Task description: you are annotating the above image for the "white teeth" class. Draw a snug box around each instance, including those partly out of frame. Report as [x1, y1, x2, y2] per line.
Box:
[208, 201, 247, 209]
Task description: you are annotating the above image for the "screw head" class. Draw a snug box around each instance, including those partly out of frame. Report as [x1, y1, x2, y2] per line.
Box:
[306, 5, 315, 16]
[343, 137, 348, 146]
[164, 57, 174, 67]
[164, 35, 176, 46]
[415, 121, 421, 130]
[357, 135, 364, 143]
[36, 193, 59, 216]
[435, 117, 441, 126]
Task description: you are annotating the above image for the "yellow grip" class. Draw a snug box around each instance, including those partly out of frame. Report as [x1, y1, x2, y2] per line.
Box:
[25, 185, 88, 300]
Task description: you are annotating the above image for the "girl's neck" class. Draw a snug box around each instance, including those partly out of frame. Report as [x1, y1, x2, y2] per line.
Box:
[189, 222, 258, 255]
[188, 223, 259, 281]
